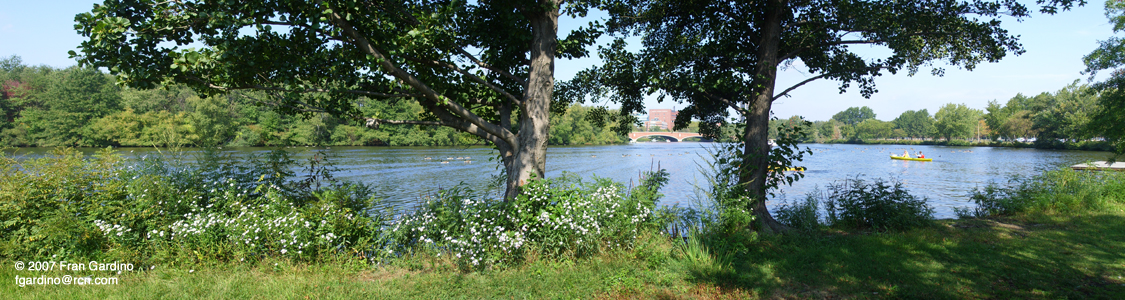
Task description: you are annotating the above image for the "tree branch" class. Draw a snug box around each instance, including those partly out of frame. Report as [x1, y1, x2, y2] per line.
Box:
[400, 55, 525, 107]
[324, 8, 517, 147]
[701, 91, 750, 116]
[771, 65, 886, 101]
[779, 39, 878, 62]
[454, 48, 528, 89]
[362, 111, 507, 150]
[418, 101, 509, 147]
[238, 90, 330, 114]
[778, 28, 943, 63]
[364, 118, 444, 129]
[186, 76, 420, 98]
[771, 73, 833, 101]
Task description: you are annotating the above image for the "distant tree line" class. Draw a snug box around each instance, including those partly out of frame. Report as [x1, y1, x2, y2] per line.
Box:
[0, 56, 624, 148]
[767, 80, 1110, 149]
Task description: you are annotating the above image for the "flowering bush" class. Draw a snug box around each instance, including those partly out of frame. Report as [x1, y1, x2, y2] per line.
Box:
[3, 147, 675, 271]
[136, 181, 386, 262]
[390, 171, 671, 270]
[0, 148, 387, 263]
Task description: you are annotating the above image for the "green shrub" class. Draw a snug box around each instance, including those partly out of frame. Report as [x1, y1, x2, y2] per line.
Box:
[0, 147, 387, 264]
[821, 177, 934, 231]
[3, 147, 683, 271]
[957, 183, 1028, 218]
[774, 192, 823, 232]
[963, 167, 1125, 217]
[1, 148, 126, 259]
[389, 170, 671, 271]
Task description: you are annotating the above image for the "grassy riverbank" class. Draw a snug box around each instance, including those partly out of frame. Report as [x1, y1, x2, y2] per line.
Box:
[4, 148, 1124, 298]
[5, 207, 1124, 299]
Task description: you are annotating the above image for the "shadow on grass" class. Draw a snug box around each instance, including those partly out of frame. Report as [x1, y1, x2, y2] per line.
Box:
[688, 213, 1125, 299]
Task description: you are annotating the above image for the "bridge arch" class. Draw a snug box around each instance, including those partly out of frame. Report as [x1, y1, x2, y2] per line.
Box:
[627, 131, 705, 142]
[630, 134, 680, 142]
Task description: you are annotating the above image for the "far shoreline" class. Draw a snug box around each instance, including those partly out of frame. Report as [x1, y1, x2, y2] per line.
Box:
[800, 138, 1115, 152]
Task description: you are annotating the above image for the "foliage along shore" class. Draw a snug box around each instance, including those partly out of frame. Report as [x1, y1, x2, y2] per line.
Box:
[808, 138, 1116, 152]
[0, 56, 625, 148]
[758, 80, 1122, 156]
[3, 146, 1125, 298]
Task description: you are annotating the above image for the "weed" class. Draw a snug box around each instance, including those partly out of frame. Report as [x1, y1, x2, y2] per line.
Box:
[821, 177, 935, 231]
[964, 167, 1125, 217]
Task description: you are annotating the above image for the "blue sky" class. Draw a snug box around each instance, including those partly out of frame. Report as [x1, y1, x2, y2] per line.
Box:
[0, 1, 1117, 121]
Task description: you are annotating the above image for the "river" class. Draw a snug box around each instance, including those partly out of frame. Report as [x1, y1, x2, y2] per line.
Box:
[6, 143, 1111, 218]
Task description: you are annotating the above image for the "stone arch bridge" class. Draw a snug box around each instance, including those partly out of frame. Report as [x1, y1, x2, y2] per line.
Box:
[628, 131, 706, 142]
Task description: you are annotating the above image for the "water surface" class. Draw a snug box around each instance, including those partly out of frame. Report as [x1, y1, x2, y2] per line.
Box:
[7, 143, 1110, 218]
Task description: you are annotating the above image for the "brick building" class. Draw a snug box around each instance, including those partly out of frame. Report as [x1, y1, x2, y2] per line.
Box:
[643, 108, 679, 130]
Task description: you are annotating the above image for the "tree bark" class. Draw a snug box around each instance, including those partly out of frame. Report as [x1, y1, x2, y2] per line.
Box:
[504, 2, 558, 199]
[743, 0, 790, 233]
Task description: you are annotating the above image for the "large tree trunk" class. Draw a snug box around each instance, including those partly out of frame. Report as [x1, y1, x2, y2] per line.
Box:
[504, 2, 558, 199]
[743, 0, 790, 233]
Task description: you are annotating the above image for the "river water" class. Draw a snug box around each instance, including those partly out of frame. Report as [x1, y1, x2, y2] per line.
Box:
[6, 143, 1111, 218]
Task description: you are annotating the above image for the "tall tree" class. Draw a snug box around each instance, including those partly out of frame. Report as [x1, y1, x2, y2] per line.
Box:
[1002, 110, 1037, 140]
[933, 103, 982, 141]
[893, 109, 934, 139]
[0, 56, 27, 132]
[983, 99, 1008, 140]
[19, 67, 122, 147]
[74, 0, 600, 198]
[822, 119, 844, 140]
[1031, 82, 1098, 142]
[575, 0, 1080, 231]
[854, 119, 894, 140]
[1083, 0, 1125, 158]
[831, 106, 876, 125]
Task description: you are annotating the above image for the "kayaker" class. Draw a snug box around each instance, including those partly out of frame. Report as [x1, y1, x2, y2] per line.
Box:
[901, 150, 910, 158]
[917, 151, 925, 158]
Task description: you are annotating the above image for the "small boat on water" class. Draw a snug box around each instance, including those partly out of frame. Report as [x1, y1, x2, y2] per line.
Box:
[890, 155, 932, 162]
[769, 166, 806, 172]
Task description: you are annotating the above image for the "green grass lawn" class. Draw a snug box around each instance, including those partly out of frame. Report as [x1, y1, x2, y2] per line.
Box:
[5, 206, 1125, 299]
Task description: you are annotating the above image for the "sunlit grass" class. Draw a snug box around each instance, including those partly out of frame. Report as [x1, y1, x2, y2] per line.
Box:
[6, 206, 1123, 299]
[721, 208, 1125, 298]
[4, 149, 1124, 298]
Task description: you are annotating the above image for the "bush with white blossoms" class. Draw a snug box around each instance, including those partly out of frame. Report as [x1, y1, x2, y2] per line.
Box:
[390, 170, 671, 270]
[3, 148, 677, 270]
[1, 148, 388, 263]
[139, 181, 387, 261]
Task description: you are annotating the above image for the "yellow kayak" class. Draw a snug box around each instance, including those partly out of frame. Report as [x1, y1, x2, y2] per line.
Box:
[890, 155, 932, 162]
[769, 166, 806, 172]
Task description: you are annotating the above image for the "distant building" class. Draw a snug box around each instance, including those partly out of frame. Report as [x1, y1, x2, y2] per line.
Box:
[643, 108, 679, 130]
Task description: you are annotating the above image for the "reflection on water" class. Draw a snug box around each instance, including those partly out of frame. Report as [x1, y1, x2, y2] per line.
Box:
[5, 143, 1111, 218]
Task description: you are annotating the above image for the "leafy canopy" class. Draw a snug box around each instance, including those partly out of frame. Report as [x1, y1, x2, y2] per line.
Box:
[568, 0, 1081, 136]
[893, 109, 935, 139]
[1083, 0, 1125, 157]
[73, 0, 600, 132]
[832, 107, 876, 126]
[933, 103, 982, 141]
